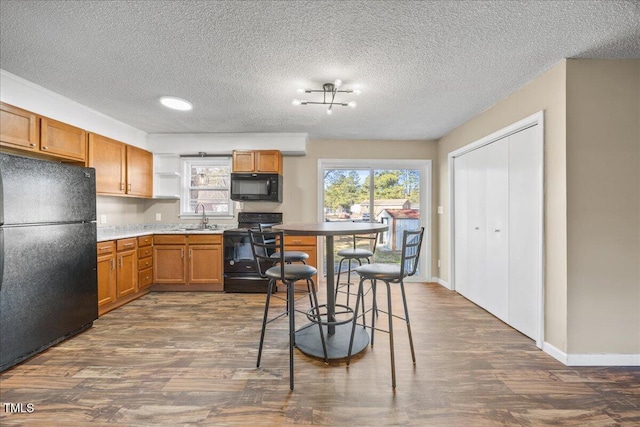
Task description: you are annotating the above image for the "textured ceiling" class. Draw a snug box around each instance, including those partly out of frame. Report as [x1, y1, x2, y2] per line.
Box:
[1, 0, 639, 140]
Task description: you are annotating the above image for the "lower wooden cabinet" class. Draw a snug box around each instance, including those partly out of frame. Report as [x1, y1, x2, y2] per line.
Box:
[97, 235, 152, 316]
[153, 234, 223, 291]
[96, 241, 117, 307]
[284, 235, 318, 287]
[116, 238, 137, 298]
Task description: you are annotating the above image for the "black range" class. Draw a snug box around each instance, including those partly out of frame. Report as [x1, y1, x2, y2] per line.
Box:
[223, 212, 282, 293]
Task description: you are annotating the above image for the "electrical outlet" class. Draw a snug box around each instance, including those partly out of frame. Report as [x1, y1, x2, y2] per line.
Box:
[437, 206, 444, 215]
[155, 213, 162, 221]
[100, 215, 107, 224]
[438, 259, 441, 268]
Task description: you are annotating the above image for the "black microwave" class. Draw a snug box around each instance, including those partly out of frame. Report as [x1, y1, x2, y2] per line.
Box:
[230, 173, 283, 202]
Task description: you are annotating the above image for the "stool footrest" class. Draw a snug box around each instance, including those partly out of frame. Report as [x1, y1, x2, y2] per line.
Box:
[306, 303, 355, 327]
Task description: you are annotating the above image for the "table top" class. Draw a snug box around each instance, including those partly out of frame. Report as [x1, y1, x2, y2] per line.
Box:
[273, 221, 388, 236]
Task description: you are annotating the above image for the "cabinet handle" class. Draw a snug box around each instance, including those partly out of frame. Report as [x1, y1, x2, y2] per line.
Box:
[42, 146, 48, 150]
[124, 243, 134, 248]
[110, 259, 115, 270]
[189, 249, 192, 259]
[475, 227, 480, 230]
[181, 248, 184, 259]
[494, 229, 501, 233]
[29, 143, 36, 147]
[99, 246, 110, 252]
[128, 183, 132, 191]
[118, 256, 123, 268]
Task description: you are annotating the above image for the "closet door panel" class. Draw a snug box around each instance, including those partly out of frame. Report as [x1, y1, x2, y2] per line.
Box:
[484, 137, 509, 322]
[465, 147, 487, 307]
[508, 125, 542, 339]
[453, 154, 470, 296]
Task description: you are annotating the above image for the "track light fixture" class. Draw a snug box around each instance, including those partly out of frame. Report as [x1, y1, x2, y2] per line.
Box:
[292, 79, 360, 114]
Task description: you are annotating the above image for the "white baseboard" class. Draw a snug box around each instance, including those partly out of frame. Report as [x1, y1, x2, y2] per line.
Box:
[430, 277, 452, 290]
[543, 342, 640, 366]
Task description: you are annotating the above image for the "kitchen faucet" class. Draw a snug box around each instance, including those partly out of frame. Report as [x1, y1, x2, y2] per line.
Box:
[195, 203, 208, 229]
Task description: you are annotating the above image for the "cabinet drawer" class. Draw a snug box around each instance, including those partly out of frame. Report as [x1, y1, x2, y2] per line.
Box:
[154, 234, 187, 245]
[138, 257, 153, 271]
[138, 246, 152, 259]
[97, 240, 115, 255]
[138, 235, 152, 247]
[117, 238, 137, 251]
[284, 235, 317, 246]
[188, 234, 222, 244]
[138, 269, 153, 289]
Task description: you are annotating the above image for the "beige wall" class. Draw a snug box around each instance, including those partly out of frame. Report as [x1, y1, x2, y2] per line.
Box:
[438, 61, 568, 351]
[565, 59, 640, 354]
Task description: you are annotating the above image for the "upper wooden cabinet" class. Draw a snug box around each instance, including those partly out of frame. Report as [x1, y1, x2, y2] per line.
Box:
[0, 103, 39, 149]
[88, 133, 126, 195]
[232, 150, 282, 174]
[126, 145, 153, 197]
[40, 117, 86, 161]
[0, 102, 86, 163]
[88, 132, 153, 198]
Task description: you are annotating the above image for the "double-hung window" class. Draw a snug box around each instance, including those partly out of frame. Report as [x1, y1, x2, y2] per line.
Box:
[181, 157, 233, 217]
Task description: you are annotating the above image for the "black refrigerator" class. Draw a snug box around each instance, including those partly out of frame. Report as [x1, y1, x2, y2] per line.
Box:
[0, 153, 98, 372]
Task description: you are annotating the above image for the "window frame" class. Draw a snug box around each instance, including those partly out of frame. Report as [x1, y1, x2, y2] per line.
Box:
[180, 156, 234, 219]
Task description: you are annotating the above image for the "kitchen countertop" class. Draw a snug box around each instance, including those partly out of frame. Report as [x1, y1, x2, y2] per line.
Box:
[97, 223, 234, 242]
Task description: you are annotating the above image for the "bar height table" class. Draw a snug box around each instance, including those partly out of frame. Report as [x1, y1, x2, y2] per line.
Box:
[272, 222, 388, 359]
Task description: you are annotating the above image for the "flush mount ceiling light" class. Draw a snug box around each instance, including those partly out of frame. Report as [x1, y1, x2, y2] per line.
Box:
[292, 79, 360, 115]
[159, 96, 193, 111]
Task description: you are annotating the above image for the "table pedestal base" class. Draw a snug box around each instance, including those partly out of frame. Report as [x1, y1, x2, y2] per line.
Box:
[295, 323, 368, 360]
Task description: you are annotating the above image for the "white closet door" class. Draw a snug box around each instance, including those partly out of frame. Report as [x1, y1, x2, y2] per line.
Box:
[508, 125, 542, 339]
[453, 154, 469, 297]
[465, 147, 487, 307]
[483, 137, 509, 322]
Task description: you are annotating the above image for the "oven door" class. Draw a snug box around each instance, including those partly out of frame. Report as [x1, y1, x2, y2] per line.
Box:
[223, 231, 276, 292]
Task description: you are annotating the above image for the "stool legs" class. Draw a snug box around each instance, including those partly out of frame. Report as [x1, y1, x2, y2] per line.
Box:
[347, 277, 415, 389]
[257, 279, 275, 368]
[400, 280, 416, 363]
[288, 279, 295, 390]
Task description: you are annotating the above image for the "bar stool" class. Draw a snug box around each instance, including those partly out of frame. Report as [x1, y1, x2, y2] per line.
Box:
[248, 228, 327, 391]
[347, 227, 425, 389]
[334, 233, 378, 306]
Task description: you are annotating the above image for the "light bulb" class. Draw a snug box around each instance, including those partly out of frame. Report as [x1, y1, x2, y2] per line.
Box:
[353, 89, 361, 95]
[334, 79, 342, 88]
[292, 99, 301, 106]
[296, 88, 305, 93]
[347, 101, 357, 108]
[326, 108, 333, 115]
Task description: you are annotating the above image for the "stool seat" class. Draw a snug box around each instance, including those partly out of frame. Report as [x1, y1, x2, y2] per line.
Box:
[355, 263, 401, 281]
[272, 251, 309, 262]
[337, 248, 374, 258]
[266, 264, 317, 281]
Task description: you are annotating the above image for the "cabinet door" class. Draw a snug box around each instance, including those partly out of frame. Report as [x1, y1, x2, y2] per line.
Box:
[88, 133, 126, 195]
[126, 145, 153, 197]
[232, 151, 256, 172]
[0, 103, 39, 150]
[97, 253, 117, 306]
[40, 117, 86, 162]
[116, 249, 137, 298]
[153, 245, 187, 284]
[255, 150, 282, 173]
[188, 244, 222, 286]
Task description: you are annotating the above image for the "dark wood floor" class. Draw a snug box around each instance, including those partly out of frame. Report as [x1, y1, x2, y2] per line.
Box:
[1, 282, 638, 426]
